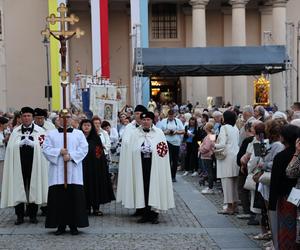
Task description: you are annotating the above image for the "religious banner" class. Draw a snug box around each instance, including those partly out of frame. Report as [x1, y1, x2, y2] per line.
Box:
[70, 83, 82, 110]
[89, 85, 117, 115]
[116, 86, 127, 110]
[254, 75, 270, 106]
[95, 99, 118, 128]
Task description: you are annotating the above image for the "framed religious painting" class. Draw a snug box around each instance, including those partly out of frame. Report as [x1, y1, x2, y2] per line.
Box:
[253, 75, 270, 106]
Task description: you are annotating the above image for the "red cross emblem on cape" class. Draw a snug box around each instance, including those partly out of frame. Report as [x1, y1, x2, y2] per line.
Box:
[38, 135, 45, 146]
[156, 141, 168, 158]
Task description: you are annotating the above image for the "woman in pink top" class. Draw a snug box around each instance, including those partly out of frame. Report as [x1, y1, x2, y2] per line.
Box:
[200, 122, 215, 194]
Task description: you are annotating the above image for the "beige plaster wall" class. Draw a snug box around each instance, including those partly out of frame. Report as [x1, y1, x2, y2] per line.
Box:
[109, 9, 130, 88]
[246, 9, 261, 106]
[4, 0, 48, 111]
[206, 10, 224, 100]
[69, 10, 92, 81]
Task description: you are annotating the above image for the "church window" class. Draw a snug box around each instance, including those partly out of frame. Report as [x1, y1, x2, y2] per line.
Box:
[151, 3, 177, 39]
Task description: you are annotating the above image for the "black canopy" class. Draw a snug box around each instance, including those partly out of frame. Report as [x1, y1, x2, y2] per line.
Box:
[136, 45, 287, 77]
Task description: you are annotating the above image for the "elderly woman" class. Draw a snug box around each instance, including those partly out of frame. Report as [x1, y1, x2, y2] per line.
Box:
[79, 119, 115, 216]
[252, 119, 286, 243]
[269, 124, 300, 250]
[215, 110, 240, 214]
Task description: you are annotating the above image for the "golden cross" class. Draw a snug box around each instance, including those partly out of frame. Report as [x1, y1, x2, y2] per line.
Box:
[41, 3, 84, 39]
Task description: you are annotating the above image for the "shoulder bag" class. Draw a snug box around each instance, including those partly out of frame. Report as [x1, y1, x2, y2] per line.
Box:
[214, 126, 227, 160]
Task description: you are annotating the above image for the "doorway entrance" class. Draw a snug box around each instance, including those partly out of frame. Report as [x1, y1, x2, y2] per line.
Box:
[150, 77, 181, 104]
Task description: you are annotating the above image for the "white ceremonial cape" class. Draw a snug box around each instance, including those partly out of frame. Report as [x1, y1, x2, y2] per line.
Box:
[34, 121, 56, 132]
[125, 126, 175, 211]
[42, 129, 88, 186]
[1, 125, 48, 208]
[116, 121, 138, 205]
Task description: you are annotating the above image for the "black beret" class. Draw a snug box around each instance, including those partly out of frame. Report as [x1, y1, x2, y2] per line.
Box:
[0, 117, 8, 125]
[140, 111, 155, 120]
[20, 107, 34, 115]
[134, 105, 147, 113]
[34, 108, 47, 118]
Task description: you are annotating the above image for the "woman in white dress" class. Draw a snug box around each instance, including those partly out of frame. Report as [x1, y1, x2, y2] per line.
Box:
[215, 110, 240, 215]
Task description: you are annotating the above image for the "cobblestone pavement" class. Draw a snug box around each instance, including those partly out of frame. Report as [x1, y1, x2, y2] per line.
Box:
[182, 173, 264, 249]
[0, 174, 262, 250]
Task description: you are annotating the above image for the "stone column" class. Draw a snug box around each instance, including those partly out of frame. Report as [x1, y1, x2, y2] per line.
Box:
[229, 0, 249, 107]
[183, 6, 193, 103]
[189, 0, 209, 107]
[271, 0, 288, 110]
[222, 7, 232, 105]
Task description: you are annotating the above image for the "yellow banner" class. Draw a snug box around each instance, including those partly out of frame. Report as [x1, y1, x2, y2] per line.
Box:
[48, 0, 61, 110]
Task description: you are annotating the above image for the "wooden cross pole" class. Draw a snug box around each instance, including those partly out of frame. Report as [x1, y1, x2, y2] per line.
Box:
[41, 3, 84, 189]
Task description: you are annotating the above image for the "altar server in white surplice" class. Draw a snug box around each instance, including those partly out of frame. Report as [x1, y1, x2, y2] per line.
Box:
[33, 107, 55, 216]
[43, 110, 89, 236]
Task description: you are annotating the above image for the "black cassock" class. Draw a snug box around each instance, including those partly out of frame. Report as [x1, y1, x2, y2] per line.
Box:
[45, 128, 89, 229]
[140, 152, 158, 221]
[83, 135, 115, 212]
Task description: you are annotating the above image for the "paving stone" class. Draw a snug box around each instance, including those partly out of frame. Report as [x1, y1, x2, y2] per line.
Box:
[0, 173, 263, 249]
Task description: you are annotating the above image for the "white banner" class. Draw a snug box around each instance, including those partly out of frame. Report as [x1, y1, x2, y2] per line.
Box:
[96, 99, 118, 128]
[116, 86, 127, 111]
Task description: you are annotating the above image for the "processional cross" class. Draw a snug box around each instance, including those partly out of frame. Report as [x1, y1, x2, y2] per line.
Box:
[41, 3, 84, 188]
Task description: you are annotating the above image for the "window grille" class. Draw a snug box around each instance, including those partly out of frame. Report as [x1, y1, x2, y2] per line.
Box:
[151, 4, 177, 39]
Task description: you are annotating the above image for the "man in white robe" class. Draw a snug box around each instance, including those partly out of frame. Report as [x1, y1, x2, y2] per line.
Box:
[34, 107, 55, 216]
[34, 108, 56, 131]
[1, 107, 48, 225]
[43, 111, 89, 235]
[116, 105, 147, 215]
[127, 111, 175, 224]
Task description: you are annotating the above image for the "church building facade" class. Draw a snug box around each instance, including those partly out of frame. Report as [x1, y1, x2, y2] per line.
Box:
[0, 0, 299, 111]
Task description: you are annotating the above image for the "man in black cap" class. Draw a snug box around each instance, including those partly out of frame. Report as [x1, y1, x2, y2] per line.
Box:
[0, 107, 48, 225]
[34, 108, 55, 132]
[126, 111, 174, 224]
[117, 104, 148, 215]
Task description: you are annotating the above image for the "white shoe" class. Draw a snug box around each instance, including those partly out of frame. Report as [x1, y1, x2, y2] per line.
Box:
[182, 171, 188, 176]
[236, 214, 251, 219]
[201, 188, 214, 194]
[191, 171, 198, 177]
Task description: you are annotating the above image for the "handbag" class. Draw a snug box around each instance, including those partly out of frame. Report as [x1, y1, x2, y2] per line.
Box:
[258, 171, 271, 185]
[243, 173, 256, 191]
[214, 126, 227, 160]
[214, 148, 227, 160]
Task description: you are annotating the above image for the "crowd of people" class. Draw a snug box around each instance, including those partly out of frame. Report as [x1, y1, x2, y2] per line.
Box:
[1, 100, 300, 249]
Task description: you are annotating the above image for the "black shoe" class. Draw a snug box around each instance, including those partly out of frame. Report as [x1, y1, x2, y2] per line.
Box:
[70, 228, 79, 235]
[172, 178, 177, 183]
[14, 217, 24, 225]
[54, 228, 66, 236]
[131, 209, 144, 217]
[29, 217, 38, 224]
[137, 217, 149, 223]
[247, 219, 259, 226]
[40, 206, 47, 216]
[151, 217, 159, 224]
